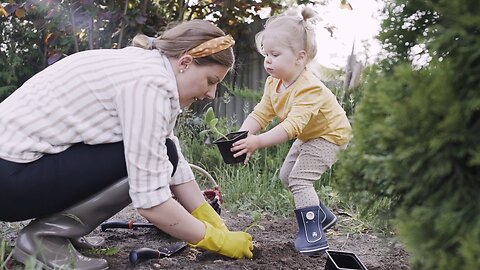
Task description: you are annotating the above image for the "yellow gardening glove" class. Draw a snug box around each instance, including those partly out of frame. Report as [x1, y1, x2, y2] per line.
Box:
[191, 201, 228, 231]
[190, 222, 253, 259]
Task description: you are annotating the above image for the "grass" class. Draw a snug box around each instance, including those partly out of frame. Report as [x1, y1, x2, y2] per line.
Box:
[0, 235, 43, 270]
[0, 239, 12, 270]
[244, 211, 265, 232]
[178, 112, 341, 215]
[214, 163, 294, 215]
[86, 247, 120, 256]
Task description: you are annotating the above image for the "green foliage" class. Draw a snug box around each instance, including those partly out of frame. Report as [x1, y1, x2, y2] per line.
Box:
[223, 83, 263, 103]
[0, 239, 12, 270]
[177, 111, 351, 218]
[175, 108, 225, 168]
[0, 237, 42, 269]
[0, 0, 316, 99]
[379, 1, 438, 67]
[176, 109, 295, 215]
[0, 17, 44, 102]
[336, 0, 480, 268]
[200, 107, 228, 140]
[331, 83, 364, 120]
[86, 247, 120, 256]
[244, 211, 265, 232]
[209, 144, 295, 215]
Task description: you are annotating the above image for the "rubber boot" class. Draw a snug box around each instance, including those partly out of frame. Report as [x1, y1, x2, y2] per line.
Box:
[71, 236, 106, 249]
[13, 178, 131, 270]
[294, 205, 329, 256]
[320, 201, 337, 231]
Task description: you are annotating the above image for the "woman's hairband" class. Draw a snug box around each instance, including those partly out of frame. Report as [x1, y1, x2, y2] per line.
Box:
[186, 34, 235, 58]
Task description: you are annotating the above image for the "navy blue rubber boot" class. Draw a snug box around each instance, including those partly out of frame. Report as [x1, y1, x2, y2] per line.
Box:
[320, 201, 337, 231]
[294, 205, 329, 256]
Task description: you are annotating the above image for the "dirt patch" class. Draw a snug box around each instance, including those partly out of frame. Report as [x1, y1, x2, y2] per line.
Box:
[3, 204, 409, 270]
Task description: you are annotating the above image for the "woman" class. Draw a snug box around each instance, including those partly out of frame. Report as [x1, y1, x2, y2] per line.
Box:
[0, 19, 253, 270]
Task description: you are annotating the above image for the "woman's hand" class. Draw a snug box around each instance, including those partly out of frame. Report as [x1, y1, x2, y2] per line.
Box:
[231, 133, 262, 164]
[139, 199, 253, 259]
[190, 222, 253, 259]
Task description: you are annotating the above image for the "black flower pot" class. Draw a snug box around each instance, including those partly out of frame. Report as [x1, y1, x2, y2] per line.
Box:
[325, 250, 367, 270]
[213, 130, 248, 164]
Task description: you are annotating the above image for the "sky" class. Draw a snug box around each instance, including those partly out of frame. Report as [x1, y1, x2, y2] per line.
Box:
[313, 0, 384, 69]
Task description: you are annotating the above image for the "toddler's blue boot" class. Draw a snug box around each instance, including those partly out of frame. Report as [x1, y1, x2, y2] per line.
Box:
[320, 201, 337, 231]
[294, 205, 329, 256]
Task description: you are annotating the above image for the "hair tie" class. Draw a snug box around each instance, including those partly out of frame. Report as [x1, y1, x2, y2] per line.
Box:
[148, 37, 156, 50]
[185, 35, 235, 58]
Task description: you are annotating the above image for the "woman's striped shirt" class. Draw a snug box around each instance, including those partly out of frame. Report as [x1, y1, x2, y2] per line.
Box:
[0, 47, 194, 208]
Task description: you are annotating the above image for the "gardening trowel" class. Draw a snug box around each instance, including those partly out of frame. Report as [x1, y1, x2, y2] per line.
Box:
[129, 241, 188, 265]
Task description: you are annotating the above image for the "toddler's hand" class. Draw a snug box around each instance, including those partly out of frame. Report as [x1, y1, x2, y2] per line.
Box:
[231, 133, 261, 164]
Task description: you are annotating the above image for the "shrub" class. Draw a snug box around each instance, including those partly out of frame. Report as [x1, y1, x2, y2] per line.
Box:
[335, 0, 480, 268]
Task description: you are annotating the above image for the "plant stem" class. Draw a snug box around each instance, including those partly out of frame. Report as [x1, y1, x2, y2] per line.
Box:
[214, 129, 228, 140]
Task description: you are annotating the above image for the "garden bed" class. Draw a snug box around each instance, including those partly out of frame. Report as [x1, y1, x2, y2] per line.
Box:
[2, 205, 409, 269]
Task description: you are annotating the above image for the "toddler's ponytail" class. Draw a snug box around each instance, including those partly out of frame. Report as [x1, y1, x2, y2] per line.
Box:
[300, 6, 319, 62]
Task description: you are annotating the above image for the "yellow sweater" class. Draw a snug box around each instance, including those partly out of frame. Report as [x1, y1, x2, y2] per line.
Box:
[249, 69, 352, 145]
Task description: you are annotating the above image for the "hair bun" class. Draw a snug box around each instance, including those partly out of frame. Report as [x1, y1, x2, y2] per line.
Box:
[301, 6, 320, 22]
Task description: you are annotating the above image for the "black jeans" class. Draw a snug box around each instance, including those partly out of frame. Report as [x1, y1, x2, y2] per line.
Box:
[0, 142, 127, 222]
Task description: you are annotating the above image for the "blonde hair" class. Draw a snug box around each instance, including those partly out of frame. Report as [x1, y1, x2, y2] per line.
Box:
[132, 20, 235, 69]
[255, 7, 318, 63]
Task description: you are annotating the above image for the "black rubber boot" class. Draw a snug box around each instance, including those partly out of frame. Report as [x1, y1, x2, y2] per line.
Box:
[13, 178, 131, 270]
[320, 201, 337, 231]
[294, 205, 329, 256]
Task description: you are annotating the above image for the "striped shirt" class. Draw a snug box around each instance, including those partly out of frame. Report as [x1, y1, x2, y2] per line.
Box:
[0, 47, 194, 209]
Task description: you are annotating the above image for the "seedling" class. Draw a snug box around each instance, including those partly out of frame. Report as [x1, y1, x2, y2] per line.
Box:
[87, 247, 120, 256]
[244, 212, 265, 233]
[200, 107, 228, 140]
[199, 107, 248, 164]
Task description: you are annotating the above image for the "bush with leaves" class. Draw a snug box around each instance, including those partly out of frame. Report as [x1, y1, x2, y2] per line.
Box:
[0, 0, 315, 99]
[335, 0, 480, 269]
[0, 16, 44, 102]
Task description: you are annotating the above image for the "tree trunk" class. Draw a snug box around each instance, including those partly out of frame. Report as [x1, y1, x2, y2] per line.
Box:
[88, 16, 94, 50]
[140, 0, 149, 14]
[69, 5, 79, 52]
[118, 0, 129, 49]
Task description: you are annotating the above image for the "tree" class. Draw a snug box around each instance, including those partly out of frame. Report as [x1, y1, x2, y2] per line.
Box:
[335, 0, 480, 269]
[0, 15, 44, 100]
[0, 0, 315, 101]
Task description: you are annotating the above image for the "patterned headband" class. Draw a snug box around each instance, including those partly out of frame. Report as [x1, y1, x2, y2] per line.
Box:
[186, 35, 235, 58]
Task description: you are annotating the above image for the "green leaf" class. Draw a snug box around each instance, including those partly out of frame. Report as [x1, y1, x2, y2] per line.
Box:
[204, 107, 216, 123]
[210, 118, 218, 127]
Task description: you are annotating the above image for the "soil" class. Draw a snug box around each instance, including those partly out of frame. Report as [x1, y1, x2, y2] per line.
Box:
[3, 205, 410, 270]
